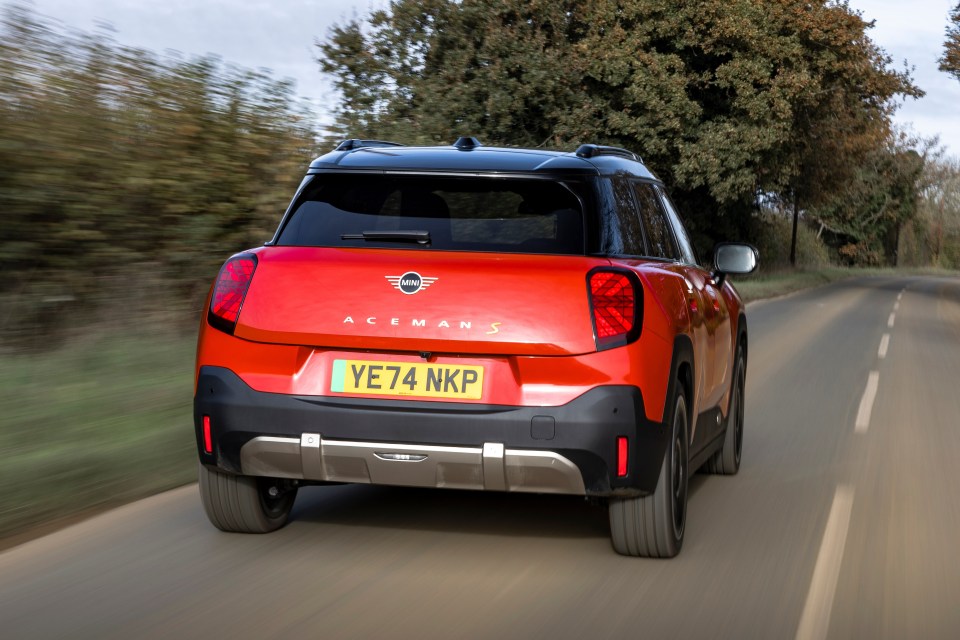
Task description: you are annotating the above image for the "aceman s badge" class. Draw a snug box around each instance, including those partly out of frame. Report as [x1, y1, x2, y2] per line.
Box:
[385, 272, 438, 295]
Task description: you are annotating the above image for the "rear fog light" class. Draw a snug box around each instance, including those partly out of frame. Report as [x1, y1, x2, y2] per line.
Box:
[203, 415, 213, 454]
[617, 436, 628, 477]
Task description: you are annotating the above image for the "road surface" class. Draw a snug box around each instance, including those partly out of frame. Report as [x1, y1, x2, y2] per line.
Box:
[1, 276, 959, 639]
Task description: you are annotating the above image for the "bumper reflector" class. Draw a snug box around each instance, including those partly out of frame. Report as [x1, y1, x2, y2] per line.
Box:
[203, 415, 213, 454]
[617, 436, 628, 477]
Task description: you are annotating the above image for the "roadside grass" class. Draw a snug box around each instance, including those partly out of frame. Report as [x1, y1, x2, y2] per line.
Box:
[0, 329, 196, 540]
[733, 266, 960, 303]
[2, 265, 959, 544]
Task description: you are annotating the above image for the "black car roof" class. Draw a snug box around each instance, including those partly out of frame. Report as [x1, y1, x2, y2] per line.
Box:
[307, 142, 658, 180]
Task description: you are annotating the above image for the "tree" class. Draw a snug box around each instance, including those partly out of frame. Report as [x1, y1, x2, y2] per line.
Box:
[0, 4, 320, 344]
[807, 133, 926, 266]
[941, 2, 960, 81]
[317, 0, 920, 257]
[917, 155, 960, 267]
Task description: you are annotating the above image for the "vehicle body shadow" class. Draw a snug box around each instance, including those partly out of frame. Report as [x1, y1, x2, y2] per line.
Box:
[290, 483, 610, 540]
[289, 471, 715, 541]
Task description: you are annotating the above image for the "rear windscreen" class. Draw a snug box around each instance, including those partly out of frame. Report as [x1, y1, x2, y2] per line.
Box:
[275, 174, 585, 254]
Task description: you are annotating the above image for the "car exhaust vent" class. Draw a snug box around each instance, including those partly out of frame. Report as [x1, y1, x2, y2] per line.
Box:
[208, 253, 258, 334]
[588, 269, 642, 351]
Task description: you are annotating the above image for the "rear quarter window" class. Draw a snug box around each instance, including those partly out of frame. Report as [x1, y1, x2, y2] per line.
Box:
[632, 182, 679, 260]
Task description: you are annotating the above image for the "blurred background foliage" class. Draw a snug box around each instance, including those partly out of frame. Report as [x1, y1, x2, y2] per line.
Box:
[0, 3, 320, 347]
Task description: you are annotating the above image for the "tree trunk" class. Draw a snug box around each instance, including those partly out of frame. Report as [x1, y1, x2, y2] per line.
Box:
[790, 199, 800, 267]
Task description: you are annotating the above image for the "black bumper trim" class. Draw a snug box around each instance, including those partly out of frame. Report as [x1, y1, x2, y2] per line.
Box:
[193, 366, 669, 495]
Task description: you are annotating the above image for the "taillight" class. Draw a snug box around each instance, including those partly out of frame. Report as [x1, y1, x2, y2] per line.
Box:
[208, 253, 257, 334]
[588, 269, 641, 350]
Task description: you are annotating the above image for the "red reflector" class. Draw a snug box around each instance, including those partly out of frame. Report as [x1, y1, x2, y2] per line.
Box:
[203, 415, 213, 454]
[617, 436, 628, 477]
[590, 272, 635, 339]
[209, 254, 257, 331]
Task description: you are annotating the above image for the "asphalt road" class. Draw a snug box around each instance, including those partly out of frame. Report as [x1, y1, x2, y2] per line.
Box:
[1, 276, 959, 639]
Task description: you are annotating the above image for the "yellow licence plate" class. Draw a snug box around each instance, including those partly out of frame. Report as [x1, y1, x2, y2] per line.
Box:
[330, 359, 485, 400]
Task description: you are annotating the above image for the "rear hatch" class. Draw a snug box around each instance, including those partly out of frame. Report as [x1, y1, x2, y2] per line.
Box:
[236, 247, 608, 356]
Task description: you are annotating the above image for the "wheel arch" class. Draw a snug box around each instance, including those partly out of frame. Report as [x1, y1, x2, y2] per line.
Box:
[668, 333, 696, 427]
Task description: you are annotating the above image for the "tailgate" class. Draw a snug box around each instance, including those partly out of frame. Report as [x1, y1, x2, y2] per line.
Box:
[235, 247, 609, 356]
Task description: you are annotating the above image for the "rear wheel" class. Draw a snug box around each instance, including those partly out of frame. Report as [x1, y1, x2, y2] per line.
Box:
[198, 463, 297, 533]
[609, 385, 689, 558]
[705, 343, 745, 475]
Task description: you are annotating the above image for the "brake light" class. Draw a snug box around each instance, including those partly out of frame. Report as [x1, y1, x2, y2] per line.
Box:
[208, 253, 257, 334]
[589, 269, 640, 350]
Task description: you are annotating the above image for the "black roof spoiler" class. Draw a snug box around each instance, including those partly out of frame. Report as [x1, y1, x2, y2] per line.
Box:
[334, 139, 406, 151]
[574, 144, 643, 163]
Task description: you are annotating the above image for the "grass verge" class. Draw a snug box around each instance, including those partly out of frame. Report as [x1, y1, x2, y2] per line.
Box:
[733, 266, 960, 303]
[0, 330, 196, 541]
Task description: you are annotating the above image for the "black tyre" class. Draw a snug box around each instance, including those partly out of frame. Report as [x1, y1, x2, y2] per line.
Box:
[198, 463, 297, 533]
[609, 385, 689, 558]
[705, 343, 745, 475]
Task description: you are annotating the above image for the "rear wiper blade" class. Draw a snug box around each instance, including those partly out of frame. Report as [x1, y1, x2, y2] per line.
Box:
[341, 230, 431, 245]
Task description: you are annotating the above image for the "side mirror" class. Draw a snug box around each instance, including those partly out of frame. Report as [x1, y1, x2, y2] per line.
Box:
[712, 242, 759, 285]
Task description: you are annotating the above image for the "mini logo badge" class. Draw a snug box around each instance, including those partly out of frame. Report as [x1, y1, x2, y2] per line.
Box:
[386, 272, 437, 295]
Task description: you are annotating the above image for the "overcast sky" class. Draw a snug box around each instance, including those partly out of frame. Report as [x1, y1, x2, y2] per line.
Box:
[22, 0, 960, 156]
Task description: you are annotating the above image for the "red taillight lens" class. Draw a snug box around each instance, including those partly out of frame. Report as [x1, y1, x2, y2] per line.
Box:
[208, 253, 257, 333]
[589, 270, 639, 349]
[617, 436, 628, 477]
[202, 415, 213, 454]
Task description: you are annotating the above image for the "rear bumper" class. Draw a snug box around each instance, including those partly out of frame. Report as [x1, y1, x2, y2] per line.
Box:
[194, 366, 669, 496]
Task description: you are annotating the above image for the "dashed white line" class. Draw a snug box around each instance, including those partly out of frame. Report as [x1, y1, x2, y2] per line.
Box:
[893, 301, 900, 312]
[887, 313, 895, 328]
[855, 371, 880, 434]
[878, 333, 890, 359]
[795, 485, 856, 640]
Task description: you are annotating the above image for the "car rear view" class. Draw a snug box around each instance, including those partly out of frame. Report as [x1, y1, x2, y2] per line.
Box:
[194, 139, 755, 557]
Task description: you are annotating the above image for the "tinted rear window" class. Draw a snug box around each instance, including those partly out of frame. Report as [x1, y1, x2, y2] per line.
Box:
[276, 174, 585, 254]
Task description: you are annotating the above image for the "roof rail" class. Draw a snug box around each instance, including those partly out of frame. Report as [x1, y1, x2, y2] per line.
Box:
[574, 144, 642, 163]
[335, 139, 406, 152]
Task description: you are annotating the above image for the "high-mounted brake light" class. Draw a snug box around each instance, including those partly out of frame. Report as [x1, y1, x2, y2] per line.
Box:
[588, 269, 641, 350]
[208, 253, 257, 334]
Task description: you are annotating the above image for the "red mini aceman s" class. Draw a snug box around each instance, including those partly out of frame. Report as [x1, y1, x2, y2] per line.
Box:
[194, 137, 758, 557]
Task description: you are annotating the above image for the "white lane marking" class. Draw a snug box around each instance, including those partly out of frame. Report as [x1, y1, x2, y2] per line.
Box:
[855, 371, 880, 434]
[878, 334, 890, 359]
[887, 313, 895, 328]
[898, 290, 904, 301]
[894, 301, 900, 312]
[796, 485, 856, 640]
